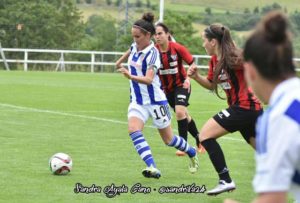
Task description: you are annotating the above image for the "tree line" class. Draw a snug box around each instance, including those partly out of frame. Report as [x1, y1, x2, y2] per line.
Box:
[0, 0, 300, 70]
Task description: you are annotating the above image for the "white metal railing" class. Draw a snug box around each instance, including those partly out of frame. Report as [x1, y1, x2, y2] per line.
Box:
[0, 48, 299, 72]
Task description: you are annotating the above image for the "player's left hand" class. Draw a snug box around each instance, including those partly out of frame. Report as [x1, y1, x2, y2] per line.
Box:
[118, 67, 131, 79]
[183, 78, 191, 92]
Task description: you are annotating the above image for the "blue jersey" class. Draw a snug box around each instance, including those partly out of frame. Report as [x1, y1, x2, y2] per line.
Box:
[253, 77, 300, 202]
[128, 41, 167, 105]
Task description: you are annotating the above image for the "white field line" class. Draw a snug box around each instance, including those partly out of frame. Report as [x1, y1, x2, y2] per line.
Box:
[0, 108, 217, 114]
[0, 103, 244, 142]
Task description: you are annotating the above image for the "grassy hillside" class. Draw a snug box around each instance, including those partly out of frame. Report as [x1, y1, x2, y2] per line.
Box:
[77, 1, 300, 57]
[78, 0, 300, 18]
[168, 0, 300, 13]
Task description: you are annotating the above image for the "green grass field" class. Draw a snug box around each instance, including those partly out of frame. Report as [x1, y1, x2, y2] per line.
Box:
[0, 71, 284, 202]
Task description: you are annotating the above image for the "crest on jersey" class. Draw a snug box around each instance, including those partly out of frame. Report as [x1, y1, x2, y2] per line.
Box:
[171, 54, 177, 61]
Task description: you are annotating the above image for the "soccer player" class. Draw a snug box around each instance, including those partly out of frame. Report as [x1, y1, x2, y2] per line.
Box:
[188, 24, 263, 195]
[154, 22, 204, 156]
[225, 11, 300, 203]
[116, 12, 198, 179]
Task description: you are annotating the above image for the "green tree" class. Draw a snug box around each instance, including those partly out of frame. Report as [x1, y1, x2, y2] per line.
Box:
[106, 0, 112, 6]
[261, 3, 282, 14]
[253, 6, 259, 14]
[205, 7, 212, 15]
[272, 2, 282, 10]
[136, 0, 142, 8]
[115, 0, 122, 7]
[0, 0, 84, 49]
[146, 0, 151, 8]
[291, 12, 300, 33]
[163, 11, 203, 54]
[80, 15, 117, 51]
[244, 8, 250, 14]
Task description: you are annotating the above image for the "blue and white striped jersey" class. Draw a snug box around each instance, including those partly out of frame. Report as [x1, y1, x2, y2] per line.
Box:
[128, 41, 167, 105]
[253, 77, 300, 203]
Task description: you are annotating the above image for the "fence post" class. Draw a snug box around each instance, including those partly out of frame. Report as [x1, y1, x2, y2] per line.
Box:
[24, 50, 28, 71]
[0, 42, 10, 71]
[55, 52, 65, 71]
[101, 53, 104, 72]
[91, 53, 95, 73]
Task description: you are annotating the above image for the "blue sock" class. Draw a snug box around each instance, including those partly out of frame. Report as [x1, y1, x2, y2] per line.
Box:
[130, 131, 156, 167]
[168, 135, 196, 158]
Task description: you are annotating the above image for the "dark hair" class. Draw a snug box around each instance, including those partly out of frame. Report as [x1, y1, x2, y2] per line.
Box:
[244, 11, 295, 81]
[156, 22, 170, 33]
[155, 22, 173, 41]
[204, 24, 243, 99]
[133, 12, 155, 35]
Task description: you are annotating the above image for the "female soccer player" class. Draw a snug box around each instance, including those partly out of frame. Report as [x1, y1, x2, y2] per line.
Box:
[225, 11, 300, 203]
[244, 11, 300, 203]
[154, 22, 203, 156]
[188, 24, 263, 195]
[116, 13, 198, 179]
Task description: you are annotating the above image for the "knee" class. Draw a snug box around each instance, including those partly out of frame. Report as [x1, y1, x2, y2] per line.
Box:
[175, 109, 186, 120]
[199, 128, 210, 143]
[128, 126, 140, 134]
[199, 135, 208, 143]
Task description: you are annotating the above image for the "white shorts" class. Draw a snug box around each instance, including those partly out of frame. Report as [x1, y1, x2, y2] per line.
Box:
[128, 103, 172, 129]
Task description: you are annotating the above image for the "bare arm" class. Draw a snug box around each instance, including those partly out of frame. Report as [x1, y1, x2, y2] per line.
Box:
[224, 192, 287, 203]
[116, 49, 130, 69]
[252, 192, 287, 203]
[118, 66, 156, 85]
[187, 64, 213, 90]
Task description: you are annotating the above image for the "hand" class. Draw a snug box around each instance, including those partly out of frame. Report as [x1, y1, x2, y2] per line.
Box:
[187, 65, 198, 79]
[116, 63, 123, 69]
[118, 67, 131, 80]
[183, 78, 191, 92]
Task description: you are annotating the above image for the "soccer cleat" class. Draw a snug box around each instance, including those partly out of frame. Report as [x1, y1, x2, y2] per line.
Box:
[188, 152, 199, 174]
[175, 150, 186, 156]
[197, 144, 206, 154]
[142, 166, 161, 179]
[206, 180, 236, 196]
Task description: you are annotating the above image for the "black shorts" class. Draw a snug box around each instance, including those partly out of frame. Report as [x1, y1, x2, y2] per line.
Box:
[166, 86, 191, 110]
[213, 106, 263, 143]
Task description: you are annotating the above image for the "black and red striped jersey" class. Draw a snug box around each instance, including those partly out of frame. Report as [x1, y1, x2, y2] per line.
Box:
[156, 41, 194, 94]
[207, 55, 262, 110]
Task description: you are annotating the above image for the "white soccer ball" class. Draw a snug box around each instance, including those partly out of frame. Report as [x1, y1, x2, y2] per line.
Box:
[49, 152, 72, 175]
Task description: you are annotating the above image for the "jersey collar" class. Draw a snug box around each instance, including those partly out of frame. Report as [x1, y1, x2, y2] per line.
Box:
[269, 77, 300, 106]
[133, 41, 155, 54]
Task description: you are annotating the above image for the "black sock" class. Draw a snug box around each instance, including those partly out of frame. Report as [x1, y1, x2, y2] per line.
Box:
[177, 118, 188, 141]
[188, 118, 200, 146]
[201, 138, 232, 183]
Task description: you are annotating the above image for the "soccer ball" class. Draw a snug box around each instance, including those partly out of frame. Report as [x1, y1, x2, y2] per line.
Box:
[49, 152, 72, 175]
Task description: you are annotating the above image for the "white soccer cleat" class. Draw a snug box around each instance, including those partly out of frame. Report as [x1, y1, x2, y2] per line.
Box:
[142, 166, 161, 179]
[189, 152, 199, 174]
[206, 180, 236, 196]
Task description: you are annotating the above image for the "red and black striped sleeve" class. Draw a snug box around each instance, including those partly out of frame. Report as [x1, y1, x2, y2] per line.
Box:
[174, 43, 194, 65]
